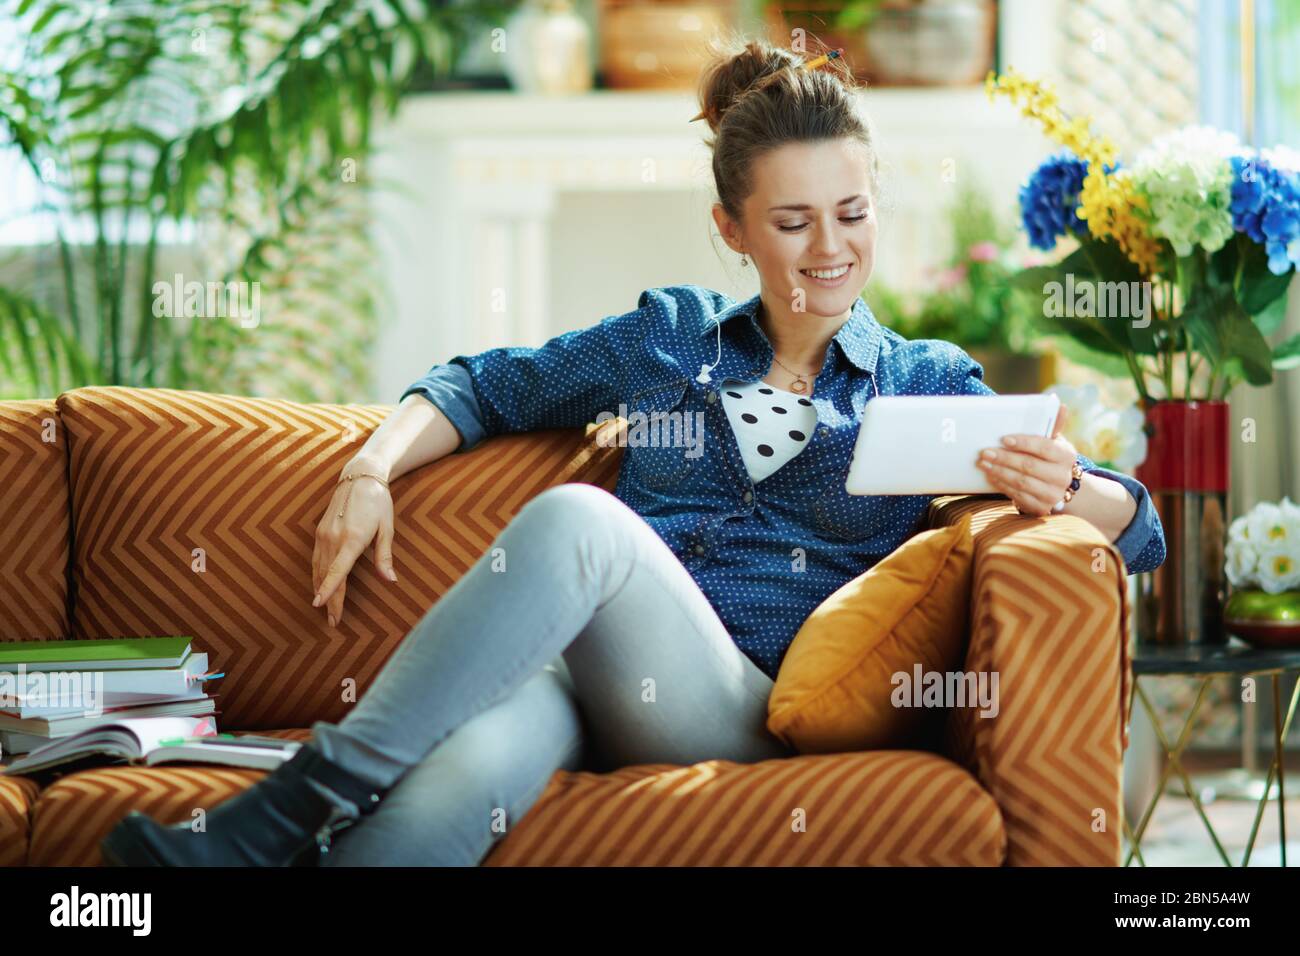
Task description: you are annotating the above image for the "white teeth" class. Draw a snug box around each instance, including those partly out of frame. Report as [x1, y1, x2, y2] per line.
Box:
[801, 265, 849, 279]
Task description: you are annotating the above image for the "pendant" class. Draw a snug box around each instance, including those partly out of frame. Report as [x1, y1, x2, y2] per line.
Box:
[791, 378, 808, 393]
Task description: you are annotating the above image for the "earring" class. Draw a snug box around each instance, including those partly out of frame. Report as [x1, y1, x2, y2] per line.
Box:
[740, 253, 749, 267]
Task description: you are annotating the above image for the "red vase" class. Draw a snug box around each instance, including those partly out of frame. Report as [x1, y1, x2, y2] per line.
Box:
[1135, 400, 1229, 645]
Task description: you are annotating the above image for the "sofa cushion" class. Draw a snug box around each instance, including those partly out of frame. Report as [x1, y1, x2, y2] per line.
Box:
[56, 386, 622, 730]
[26, 740, 1003, 866]
[483, 750, 1005, 866]
[766, 514, 974, 754]
[0, 774, 41, 866]
[0, 400, 71, 641]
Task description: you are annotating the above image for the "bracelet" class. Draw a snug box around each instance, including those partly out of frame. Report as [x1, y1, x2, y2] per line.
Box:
[336, 471, 389, 519]
[1052, 462, 1085, 514]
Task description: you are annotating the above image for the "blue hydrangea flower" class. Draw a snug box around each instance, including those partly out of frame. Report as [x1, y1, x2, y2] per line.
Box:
[1230, 154, 1300, 275]
[1019, 151, 1091, 250]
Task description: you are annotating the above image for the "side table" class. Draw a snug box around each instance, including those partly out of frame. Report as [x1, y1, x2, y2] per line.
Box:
[1122, 639, 1300, 866]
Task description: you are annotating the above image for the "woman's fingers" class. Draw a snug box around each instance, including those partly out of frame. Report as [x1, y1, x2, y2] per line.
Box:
[373, 520, 398, 582]
[979, 460, 1060, 514]
[326, 578, 347, 629]
[311, 534, 325, 597]
[314, 536, 367, 610]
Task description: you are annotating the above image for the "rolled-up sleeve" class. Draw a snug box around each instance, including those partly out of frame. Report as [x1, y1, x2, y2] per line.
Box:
[401, 299, 650, 453]
[948, 344, 1166, 574]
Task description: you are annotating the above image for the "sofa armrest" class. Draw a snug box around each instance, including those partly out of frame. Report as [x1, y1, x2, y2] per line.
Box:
[926, 494, 1132, 866]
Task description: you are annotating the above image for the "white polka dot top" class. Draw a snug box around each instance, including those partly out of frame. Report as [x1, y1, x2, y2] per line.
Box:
[719, 380, 818, 484]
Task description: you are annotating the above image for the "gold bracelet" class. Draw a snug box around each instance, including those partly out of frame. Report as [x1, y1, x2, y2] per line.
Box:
[336, 472, 389, 519]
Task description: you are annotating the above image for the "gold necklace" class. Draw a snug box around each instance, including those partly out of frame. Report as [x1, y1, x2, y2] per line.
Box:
[769, 353, 819, 394]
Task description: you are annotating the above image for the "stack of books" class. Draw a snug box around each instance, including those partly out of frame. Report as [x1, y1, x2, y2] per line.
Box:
[0, 636, 221, 761]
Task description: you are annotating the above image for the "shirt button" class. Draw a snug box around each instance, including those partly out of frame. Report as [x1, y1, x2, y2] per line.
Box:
[742, 490, 753, 504]
[705, 391, 717, 404]
[818, 426, 830, 437]
[693, 543, 706, 555]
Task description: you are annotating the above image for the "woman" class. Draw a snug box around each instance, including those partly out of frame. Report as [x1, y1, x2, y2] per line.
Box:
[101, 38, 1165, 867]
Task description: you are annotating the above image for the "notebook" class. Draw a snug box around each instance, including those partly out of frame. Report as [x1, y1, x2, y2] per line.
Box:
[0, 636, 194, 671]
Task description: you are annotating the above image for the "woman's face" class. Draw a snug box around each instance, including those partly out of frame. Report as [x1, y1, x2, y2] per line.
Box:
[716, 138, 878, 318]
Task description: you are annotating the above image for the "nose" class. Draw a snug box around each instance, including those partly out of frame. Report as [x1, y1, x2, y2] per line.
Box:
[809, 218, 845, 258]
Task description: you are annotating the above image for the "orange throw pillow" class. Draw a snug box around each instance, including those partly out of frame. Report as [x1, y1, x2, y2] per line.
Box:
[767, 513, 974, 754]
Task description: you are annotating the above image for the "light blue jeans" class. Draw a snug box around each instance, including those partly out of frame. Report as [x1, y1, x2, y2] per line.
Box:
[309, 482, 795, 865]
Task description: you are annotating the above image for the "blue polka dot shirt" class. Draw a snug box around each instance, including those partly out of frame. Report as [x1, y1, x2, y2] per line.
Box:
[402, 285, 1166, 680]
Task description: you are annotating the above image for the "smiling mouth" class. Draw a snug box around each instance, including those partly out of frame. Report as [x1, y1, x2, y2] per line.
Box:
[799, 264, 852, 280]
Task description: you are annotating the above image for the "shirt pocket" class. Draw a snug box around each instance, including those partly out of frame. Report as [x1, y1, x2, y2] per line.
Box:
[625, 377, 697, 491]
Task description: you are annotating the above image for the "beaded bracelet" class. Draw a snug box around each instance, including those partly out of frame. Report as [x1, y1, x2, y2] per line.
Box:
[336, 471, 389, 519]
[1052, 461, 1085, 514]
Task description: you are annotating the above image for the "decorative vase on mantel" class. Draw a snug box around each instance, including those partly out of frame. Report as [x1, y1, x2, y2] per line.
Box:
[502, 0, 594, 95]
[1134, 400, 1230, 645]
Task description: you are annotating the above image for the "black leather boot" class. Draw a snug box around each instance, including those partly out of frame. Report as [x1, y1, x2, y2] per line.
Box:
[99, 744, 386, 867]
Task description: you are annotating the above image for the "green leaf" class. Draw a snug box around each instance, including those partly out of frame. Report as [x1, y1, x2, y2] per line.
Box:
[1273, 333, 1300, 370]
[1253, 290, 1292, 336]
[1009, 264, 1067, 294]
[1072, 238, 1142, 285]
[1189, 287, 1276, 387]
[1236, 238, 1295, 314]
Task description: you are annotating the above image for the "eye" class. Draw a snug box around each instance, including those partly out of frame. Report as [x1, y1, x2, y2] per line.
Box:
[777, 213, 870, 233]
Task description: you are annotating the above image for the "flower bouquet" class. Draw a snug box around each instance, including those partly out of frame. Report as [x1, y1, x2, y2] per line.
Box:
[987, 68, 1300, 405]
[985, 68, 1300, 645]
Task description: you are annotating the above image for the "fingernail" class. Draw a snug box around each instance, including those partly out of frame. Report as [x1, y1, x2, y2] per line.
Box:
[312, 594, 322, 607]
[982, 450, 997, 461]
[1002, 436, 1017, 446]
[387, 569, 398, 582]
[328, 615, 336, 628]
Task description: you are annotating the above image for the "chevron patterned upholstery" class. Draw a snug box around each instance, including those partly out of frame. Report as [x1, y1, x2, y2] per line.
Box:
[482, 750, 1006, 866]
[55, 386, 621, 730]
[0, 775, 41, 866]
[0, 389, 1130, 866]
[928, 495, 1129, 866]
[0, 400, 71, 642]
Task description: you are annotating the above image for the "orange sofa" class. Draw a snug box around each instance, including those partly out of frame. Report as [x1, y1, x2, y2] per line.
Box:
[0, 386, 1134, 866]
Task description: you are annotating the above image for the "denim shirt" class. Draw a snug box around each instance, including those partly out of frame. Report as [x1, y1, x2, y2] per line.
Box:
[402, 285, 1166, 680]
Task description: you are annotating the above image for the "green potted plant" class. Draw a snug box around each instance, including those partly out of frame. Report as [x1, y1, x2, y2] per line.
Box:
[0, 0, 492, 402]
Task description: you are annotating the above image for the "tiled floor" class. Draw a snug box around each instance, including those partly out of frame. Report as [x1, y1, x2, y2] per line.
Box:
[1123, 758, 1300, 866]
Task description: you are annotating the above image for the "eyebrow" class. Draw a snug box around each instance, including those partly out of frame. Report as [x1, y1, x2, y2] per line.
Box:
[767, 194, 865, 213]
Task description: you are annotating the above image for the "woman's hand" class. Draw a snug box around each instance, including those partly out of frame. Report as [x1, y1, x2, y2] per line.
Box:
[977, 404, 1077, 517]
[312, 467, 398, 627]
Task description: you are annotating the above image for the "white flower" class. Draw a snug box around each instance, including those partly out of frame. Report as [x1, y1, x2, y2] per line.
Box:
[1080, 405, 1148, 472]
[1280, 496, 1300, 523]
[1044, 384, 1146, 471]
[1045, 382, 1103, 456]
[1225, 538, 1259, 588]
[1255, 546, 1300, 594]
[1130, 125, 1240, 256]
[1246, 501, 1300, 550]
[1263, 145, 1300, 174]
[1228, 514, 1252, 545]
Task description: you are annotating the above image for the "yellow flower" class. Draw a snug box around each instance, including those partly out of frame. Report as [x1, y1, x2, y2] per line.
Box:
[987, 69, 1158, 276]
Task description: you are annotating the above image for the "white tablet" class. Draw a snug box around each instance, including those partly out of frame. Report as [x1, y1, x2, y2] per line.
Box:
[845, 394, 1062, 495]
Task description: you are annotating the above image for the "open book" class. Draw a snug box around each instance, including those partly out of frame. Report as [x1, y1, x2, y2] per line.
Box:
[1, 717, 299, 775]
